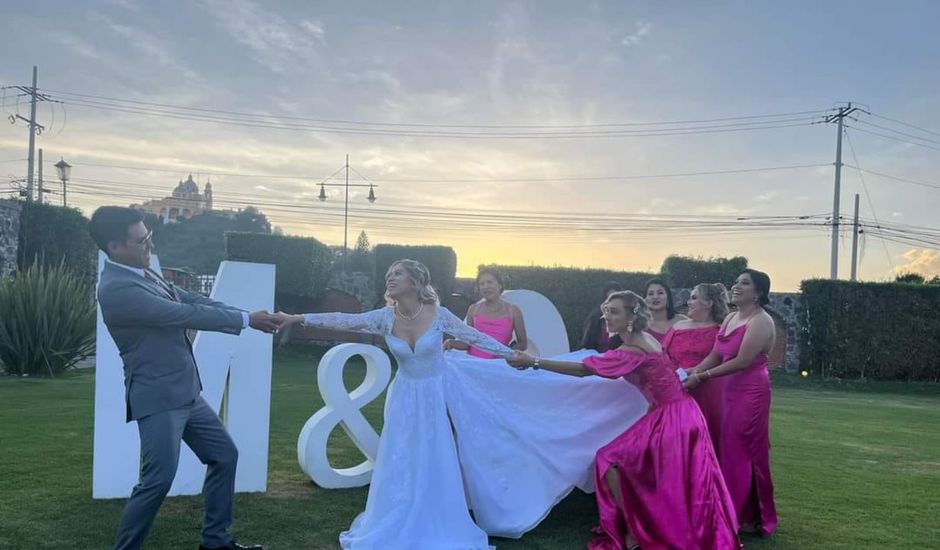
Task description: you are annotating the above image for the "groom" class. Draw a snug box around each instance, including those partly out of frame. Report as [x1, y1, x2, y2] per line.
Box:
[91, 206, 275, 550]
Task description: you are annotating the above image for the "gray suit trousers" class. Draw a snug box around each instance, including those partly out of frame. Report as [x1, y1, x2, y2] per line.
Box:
[113, 396, 238, 550]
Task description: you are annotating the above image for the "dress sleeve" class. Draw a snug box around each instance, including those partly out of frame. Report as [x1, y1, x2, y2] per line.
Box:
[582, 350, 652, 379]
[439, 307, 514, 358]
[302, 307, 388, 335]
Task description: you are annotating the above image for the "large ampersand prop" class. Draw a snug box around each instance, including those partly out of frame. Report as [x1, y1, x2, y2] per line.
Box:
[297, 343, 391, 488]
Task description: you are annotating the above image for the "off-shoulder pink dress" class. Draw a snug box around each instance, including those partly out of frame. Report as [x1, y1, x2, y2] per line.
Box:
[583, 349, 740, 550]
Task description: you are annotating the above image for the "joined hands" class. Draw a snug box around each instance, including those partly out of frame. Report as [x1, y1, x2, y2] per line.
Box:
[248, 311, 304, 334]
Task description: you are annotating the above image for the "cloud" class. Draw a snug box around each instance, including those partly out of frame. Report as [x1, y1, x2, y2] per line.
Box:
[621, 21, 651, 47]
[893, 249, 940, 278]
[198, 0, 324, 73]
[94, 15, 200, 80]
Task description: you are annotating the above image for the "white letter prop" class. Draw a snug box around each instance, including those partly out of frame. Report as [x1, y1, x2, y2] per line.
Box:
[92, 253, 275, 498]
[297, 344, 391, 488]
[502, 289, 570, 357]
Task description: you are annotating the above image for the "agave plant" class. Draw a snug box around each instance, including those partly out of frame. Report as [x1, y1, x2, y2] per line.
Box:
[0, 261, 96, 376]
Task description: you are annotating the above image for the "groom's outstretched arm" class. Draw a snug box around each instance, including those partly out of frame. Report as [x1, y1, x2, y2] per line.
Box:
[101, 280, 245, 334]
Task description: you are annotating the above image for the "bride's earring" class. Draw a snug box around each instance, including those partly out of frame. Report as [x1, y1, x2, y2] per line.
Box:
[627, 320, 634, 333]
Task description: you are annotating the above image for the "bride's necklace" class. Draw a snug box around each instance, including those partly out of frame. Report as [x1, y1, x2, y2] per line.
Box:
[395, 302, 424, 322]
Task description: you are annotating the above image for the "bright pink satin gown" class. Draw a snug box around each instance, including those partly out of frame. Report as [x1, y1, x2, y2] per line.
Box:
[583, 349, 740, 550]
[645, 327, 668, 343]
[467, 313, 514, 359]
[714, 324, 778, 536]
[662, 326, 724, 452]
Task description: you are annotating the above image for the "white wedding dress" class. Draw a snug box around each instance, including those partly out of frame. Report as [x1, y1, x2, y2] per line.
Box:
[302, 306, 648, 549]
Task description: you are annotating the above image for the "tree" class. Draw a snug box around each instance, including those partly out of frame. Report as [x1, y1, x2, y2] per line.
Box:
[153, 210, 271, 274]
[234, 206, 271, 233]
[895, 272, 926, 284]
[349, 230, 374, 273]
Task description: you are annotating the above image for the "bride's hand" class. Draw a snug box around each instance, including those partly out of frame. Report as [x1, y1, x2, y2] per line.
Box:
[272, 312, 303, 331]
[507, 351, 535, 370]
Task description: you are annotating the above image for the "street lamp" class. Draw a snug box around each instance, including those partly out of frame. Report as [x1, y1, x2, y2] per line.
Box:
[317, 155, 377, 270]
[54, 157, 71, 207]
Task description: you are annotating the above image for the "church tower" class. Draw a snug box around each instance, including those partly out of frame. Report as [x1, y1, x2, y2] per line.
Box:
[204, 179, 213, 211]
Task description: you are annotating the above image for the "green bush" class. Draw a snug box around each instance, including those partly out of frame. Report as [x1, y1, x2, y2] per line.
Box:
[0, 262, 96, 376]
[17, 201, 96, 280]
[374, 245, 457, 303]
[799, 279, 940, 381]
[226, 232, 333, 298]
[660, 255, 748, 289]
[487, 264, 656, 348]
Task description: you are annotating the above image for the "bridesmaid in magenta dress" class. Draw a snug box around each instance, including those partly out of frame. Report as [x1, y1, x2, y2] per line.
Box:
[662, 282, 730, 450]
[510, 291, 740, 550]
[644, 278, 687, 343]
[684, 269, 778, 537]
[444, 267, 527, 356]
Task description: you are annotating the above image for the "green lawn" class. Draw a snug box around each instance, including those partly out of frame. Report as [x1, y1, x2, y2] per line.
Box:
[1, 350, 938, 550]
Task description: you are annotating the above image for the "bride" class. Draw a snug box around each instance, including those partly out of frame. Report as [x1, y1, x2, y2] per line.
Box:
[277, 259, 648, 549]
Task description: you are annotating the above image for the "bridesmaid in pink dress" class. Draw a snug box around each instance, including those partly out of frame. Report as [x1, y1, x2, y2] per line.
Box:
[444, 268, 527, 356]
[684, 269, 778, 537]
[662, 282, 730, 450]
[510, 291, 740, 550]
[644, 278, 687, 343]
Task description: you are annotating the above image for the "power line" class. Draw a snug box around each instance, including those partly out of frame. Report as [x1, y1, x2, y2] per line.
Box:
[50, 95, 822, 139]
[60, 159, 832, 184]
[845, 124, 940, 151]
[869, 112, 940, 139]
[843, 128, 895, 269]
[39, 88, 833, 130]
[852, 119, 940, 146]
[843, 165, 940, 191]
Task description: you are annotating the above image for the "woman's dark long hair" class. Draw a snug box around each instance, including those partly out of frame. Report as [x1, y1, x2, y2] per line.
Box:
[741, 268, 771, 307]
[645, 278, 679, 320]
[579, 281, 623, 351]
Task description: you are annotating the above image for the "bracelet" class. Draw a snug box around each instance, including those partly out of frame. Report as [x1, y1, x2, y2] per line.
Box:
[532, 357, 541, 370]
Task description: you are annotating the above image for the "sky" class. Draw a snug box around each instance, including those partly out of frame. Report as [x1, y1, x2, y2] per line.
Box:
[2, 0, 939, 290]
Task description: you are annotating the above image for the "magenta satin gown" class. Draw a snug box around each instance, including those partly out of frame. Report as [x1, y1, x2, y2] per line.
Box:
[583, 350, 740, 550]
[467, 313, 514, 359]
[645, 327, 668, 343]
[714, 324, 778, 536]
[662, 326, 724, 452]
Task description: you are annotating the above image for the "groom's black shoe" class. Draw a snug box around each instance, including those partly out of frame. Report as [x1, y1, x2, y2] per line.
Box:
[198, 542, 263, 550]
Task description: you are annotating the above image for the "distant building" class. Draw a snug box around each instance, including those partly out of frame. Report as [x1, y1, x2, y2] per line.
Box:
[130, 175, 234, 223]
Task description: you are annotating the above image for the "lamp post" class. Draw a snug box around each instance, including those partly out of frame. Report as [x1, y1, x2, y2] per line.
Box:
[54, 157, 71, 207]
[318, 155, 377, 271]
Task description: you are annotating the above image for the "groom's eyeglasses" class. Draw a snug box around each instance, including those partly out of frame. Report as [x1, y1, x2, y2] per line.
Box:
[132, 231, 154, 248]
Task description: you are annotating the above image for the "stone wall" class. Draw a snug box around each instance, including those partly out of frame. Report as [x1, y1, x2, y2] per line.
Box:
[0, 200, 21, 278]
[327, 270, 378, 311]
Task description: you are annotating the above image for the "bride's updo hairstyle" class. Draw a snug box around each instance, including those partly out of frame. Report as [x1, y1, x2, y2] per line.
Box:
[605, 290, 652, 333]
[385, 259, 441, 305]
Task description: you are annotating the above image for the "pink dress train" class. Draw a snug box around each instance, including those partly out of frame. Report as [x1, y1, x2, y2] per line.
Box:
[662, 326, 724, 452]
[582, 350, 740, 550]
[714, 324, 778, 536]
[467, 313, 514, 359]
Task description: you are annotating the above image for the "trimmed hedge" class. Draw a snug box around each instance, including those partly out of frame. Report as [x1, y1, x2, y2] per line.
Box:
[374, 244, 457, 304]
[226, 232, 332, 298]
[487, 265, 657, 349]
[800, 279, 940, 381]
[660, 255, 748, 289]
[17, 202, 96, 280]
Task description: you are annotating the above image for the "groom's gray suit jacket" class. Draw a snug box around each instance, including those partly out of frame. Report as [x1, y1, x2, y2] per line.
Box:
[97, 261, 245, 421]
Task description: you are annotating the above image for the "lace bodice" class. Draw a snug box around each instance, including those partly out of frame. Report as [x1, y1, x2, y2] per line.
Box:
[303, 306, 514, 379]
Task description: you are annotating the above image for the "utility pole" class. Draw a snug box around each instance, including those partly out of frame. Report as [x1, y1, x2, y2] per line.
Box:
[8, 66, 53, 201]
[37, 148, 43, 204]
[824, 102, 861, 279]
[850, 194, 860, 281]
[25, 66, 38, 201]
